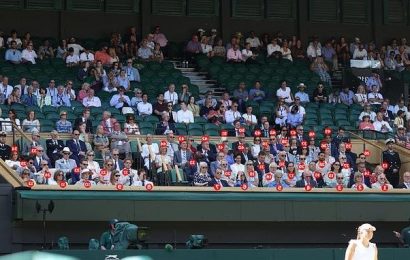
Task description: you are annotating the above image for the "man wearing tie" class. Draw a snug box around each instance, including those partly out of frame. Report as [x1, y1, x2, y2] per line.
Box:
[55, 147, 77, 179]
[22, 130, 41, 156]
[74, 108, 93, 134]
[32, 146, 50, 171]
[111, 148, 124, 171]
[46, 131, 65, 167]
[397, 172, 410, 189]
[141, 134, 159, 170]
[174, 139, 193, 180]
[296, 169, 318, 188]
[208, 169, 229, 187]
[66, 130, 87, 165]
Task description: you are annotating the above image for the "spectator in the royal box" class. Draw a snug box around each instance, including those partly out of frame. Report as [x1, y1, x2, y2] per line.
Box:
[276, 80, 294, 105]
[0, 131, 11, 161]
[226, 44, 242, 63]
[55, 147, 77, 176]
[196, 140, 217, 164]
[371, 173, 393, 190]
[193, 162, 212, 186]
[249, 81, 265, 102]
[21, 130, 40, 156]
[312, 82, 328, 103]
[22, 110, 40, 133]
[208, 168, 229, 187]
[156, 112, 177, 135]
[340, 86, 355, 106]
[213, 38, 226, 57]
[110, 122, 131, 159]
[359, 115, 375, 130]
[93, 125, 110, 159]
[397, 171, 410, 189]
[176, 101, 194, 124]
[22, 85, 38, 106]
[242, 105, 257, 127]
[382, 138, 401, 187]
[46, 130, 65, 167]
[21, 42, 37, 64]
[350, 172, 369, 189]
[296, 169, 318, 188]
[373, 112, 392, 133]
[5, 40, 22, 64]
[52, 85, 71, 107]
[66, 129, 87, 165]
[124, 59, 140, 82]
[294, 83, 310, 104]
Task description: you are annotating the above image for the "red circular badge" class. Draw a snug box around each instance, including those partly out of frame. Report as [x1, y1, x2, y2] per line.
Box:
[254, 130, 261, 137]
[27, 180, 35, 187]
[276, 185, 283, 191]
[248, 171, 256, 178]
[318, 161, 325, 168]
[213, 183, 221, 191]
[224, 171, 231, 177]
[278, 161, 285, 168]
[364, 149, 371, 157]
[356, 184, 364, 191]
[20, 161, 27, 167]
[343, 163, 350, 169]
[382, 162, 389, 170]
[314, 172, 321, 179]
[258, 164, 265, 171]
[83, 181, 91, 188]
[145, 183, 153, 191]
[265, 173, 273, 181]
[100, 169, 107, 176]
[44, 172, 51, 179]
[381, 184, 389, 192]
[74, 167, 81, 174]
[220, 130, 228, 137]
[116, 183, 124, 191]
[336, 184, 343, 192]
[364, 170, 371, 177]
[241, 183, 248, 191]
[59, 181, 67, 188]
[328, 172, 335, 179]
[298, 163, 305, 171]
[288, 172, 295, 180]
[122, 168, 129, 176]
[305, 184, 312, 191]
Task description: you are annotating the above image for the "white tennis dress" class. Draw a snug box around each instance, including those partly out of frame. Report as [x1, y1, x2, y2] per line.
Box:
[350, 239, 376, 260]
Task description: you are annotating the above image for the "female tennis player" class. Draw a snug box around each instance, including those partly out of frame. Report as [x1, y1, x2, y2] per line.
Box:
[345, 223, 378, 260]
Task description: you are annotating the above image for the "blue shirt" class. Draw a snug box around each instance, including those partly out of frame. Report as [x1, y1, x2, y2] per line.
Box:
[287, 113, 303, 127]
[295, 92, 310, 103]
[339, 90, 355, 105]
[5, 49, 22, 62]
[249, 88, 265, 101]
[56, 120, 72, 133]
[137, 47, 152, 59]
[22, 94, 38, 106]
[267, 181, 290, 188]
[125, 66, 140, 82]
[321, 46, 336, 61]
[52, 93, 71, 107]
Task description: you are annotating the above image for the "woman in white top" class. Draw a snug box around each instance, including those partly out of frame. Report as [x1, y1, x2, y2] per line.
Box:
[354, 85, 368, 106]
[242, 106, 257, 126]
[2, 109, 21, 133]
[251, 137, 262, 158]
[280, 41, 293, 61]
[230, 154, 245, 180]
[267, 38, 281, 57]
[86, 151, 101, 177]
[345, 223, 378, 260]
[200, 36, 213, 57]
[124, 115, 140, 135]
[241, 43, 254, 62]
[22, 110, 40, 133]
[274, 99, 289, 127]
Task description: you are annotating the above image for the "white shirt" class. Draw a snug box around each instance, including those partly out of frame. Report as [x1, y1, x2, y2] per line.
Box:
[242, 113, 257, 125]
[141, 143, 159, 168]
[355, 93, 368, 104]
[176, 109, 194, 123]
[82, 96, 101, 107]
[246, 37, 261, 48]
[359, 111, 377, 122]
[280, 48, 292, 61]
[393, 105, 408, 115]
[66, 54, 80, 64]
[373, 120, 393, 132]
[306, 44, 322, 58]
[21, 49, 37, 64]
[137, 102, 153, 116]
[367, 92, 383, 105]
[201, 44, 213, 54]
[349, 240, 376, 260]
[67, 43, 84, 56]
[110, 94, 131, 109]
[290, 105, 306, 116]
[241, 49, 253, 61]
[164, 91, 178, 105]
[79, 52, 95, 62]
[225, 110, 242, 124]
[276, 87, 293, 103]
[267, 44, 281, 56]
[353, 49, 368, 59]
[0, 83, 13, 99]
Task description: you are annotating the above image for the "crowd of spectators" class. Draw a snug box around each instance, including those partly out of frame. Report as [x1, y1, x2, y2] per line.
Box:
[0, 27, 409, 189]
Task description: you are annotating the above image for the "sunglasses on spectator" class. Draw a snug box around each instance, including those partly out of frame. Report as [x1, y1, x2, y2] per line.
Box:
[337, 177, 344, 179]
[115, 175, 121, 177]
[107, 164, 113, 166]
[360, 157, 366, 159]
[255, 139, 261, 141]
[113, 153, 119, 156]
[215, 172, 222, 175]
[88, 154, 94, 156]
[299, 158, 306, 160]
[201, 166, 208, 169]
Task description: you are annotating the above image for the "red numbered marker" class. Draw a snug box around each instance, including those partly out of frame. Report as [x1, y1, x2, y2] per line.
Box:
[220, 130, 228, 137]
[249, 171, 256, 178]
[265, 173, 273, 181]
[178, 136, 186, 142]
[278, 160, 285, 168]
[324, 128, 332, 136]
[276, 185, 283, 191]
[305, 185, 312, 191]
[123, 168, 129, 176]
[241, 183, 248, 191]
[20, 161, 27, 167]
[301, 141, 308, 148]
[27, 180, 35, 187]
[370, 175, 377, 184]
[160, 140, 167, 147]
[363, 149, 371, 157]
[364, 170, 371, 177]
[356, 184, 364, 191]
[281, 139, 288, 145]
[30, 147, 37, 154]
[343, 163, 350, 169]
[74, 167, 81, 174]
[298, 163, 305, 171]
[314, 172, 321, 179]
[320, 142, 328, 150]
[145, 183, 153, 191]
[224, 171, 231, 177]
[318, 161, 325, 168]
[213, 184, 221, 191]
[308, 131, 316, 138]
[288, 172, 295, 180]
[217, 143, 225, 151]
[11, 145, 18, 152]
[44, 171, 51, 179]
[237, 144, 245, 152]
[59, 181, 67, 189]
[327, 172, 335, 179]
[258, 164, 265, 171]
[269, 129, 277, 136]
[254, 130, 262, 137]
[345, 143, 352, 150]
[382, 162, 389, 170]
[100, 169, 107, 176]
[336, 184, 343, 192]
[201, 135, 209, 142]
[381, 184, 389, 192]
[116, 184, 124, 191]
[189, 159, 196, 167]
[238, 127, 246, 134]
[84, 181, 91, 188]
[290, 130, 297, 136]
[262, 141, 269, 148]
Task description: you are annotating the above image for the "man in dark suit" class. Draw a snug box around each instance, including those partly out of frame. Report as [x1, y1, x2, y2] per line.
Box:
[295, 170, 318, 188]
[253, 151, 269, 185]
[32, 146, 51, 171]
[228, 120, 248, 137]
[155, 112, 177, 135]
[397, 171, 410, 189]
[66, 129, 87, 165]
[382, 138, 401, 187]
[0, 131, 11, 161]
[208, 169, 229, 187]
[73, 108, 93, 133]
[348, 162, 371, 188]
[232, 135, 246, 153]
[46, 130, 65, 167]
[196, 141, 217, 163]
[174, 140, 193, 180]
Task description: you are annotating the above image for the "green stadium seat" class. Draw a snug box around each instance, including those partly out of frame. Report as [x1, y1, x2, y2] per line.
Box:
[188, 129, 203, 136]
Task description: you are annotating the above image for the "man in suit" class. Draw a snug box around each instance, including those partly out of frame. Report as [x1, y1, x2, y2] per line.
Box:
[296, 169, 318, 188]
[174, 139, 193, 179]
[55, 147, 77, 178]
[208, 168, 229, 187]
[228, 120, 248, 137]
[46, 130, 65, 167]
[110, 148, 124, 171]
[165, 131, 179, 158]
[99, 111, 118, 135]
[382, 138, 401, 187]
[210, 152, 225, 177]
[155, 112, 177, 135]
[0, 131, 11, 161]
[66, 130, 87, 165]
[397, 171, 410, 189]
[232, 135, 246, 153]
[109, 122, 131, 159]
[32, 146, 50, 171]
[22, 130, 42, 156]
[196, 140, 217, 164]
[254, 151, 269, 185]
[66, 158, 89, 184]
[74, 108, 93, 133]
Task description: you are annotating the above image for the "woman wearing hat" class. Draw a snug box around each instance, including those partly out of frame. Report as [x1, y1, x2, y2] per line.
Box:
[345, 223, 378, 260]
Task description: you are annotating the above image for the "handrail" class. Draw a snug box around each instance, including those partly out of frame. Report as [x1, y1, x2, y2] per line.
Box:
[347, 131, 385, 151]
[10, 122, 32, 142]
